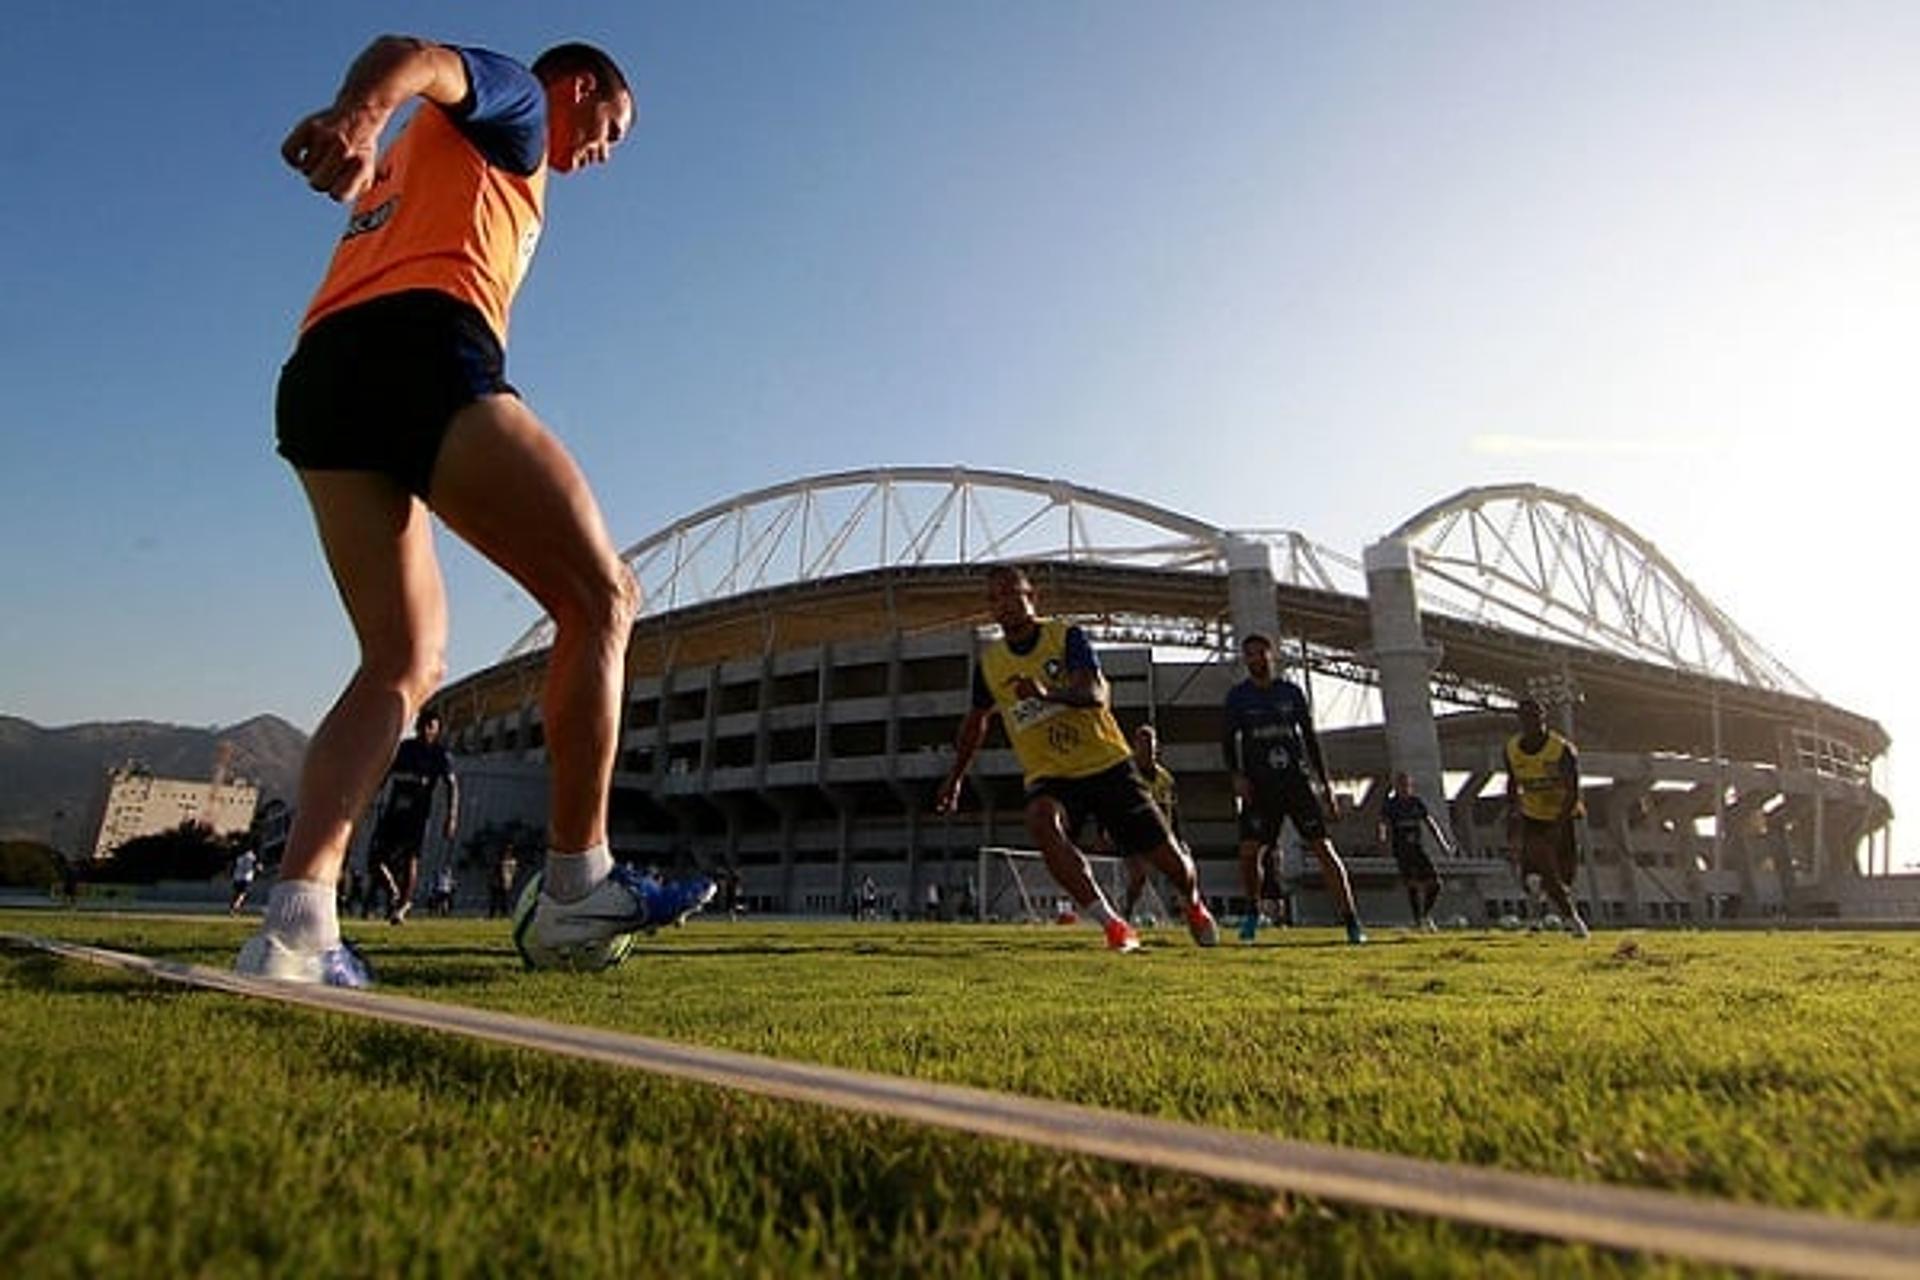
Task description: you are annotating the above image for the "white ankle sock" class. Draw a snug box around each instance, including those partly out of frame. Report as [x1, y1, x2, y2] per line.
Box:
[264, 879, 340, 951]
[543, 843, 613, 902]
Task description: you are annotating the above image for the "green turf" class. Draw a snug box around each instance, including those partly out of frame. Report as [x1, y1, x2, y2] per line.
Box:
[3, 911, 1917, 1277]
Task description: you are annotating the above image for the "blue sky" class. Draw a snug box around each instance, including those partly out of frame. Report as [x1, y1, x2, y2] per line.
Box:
[2, 2, 1915, 856]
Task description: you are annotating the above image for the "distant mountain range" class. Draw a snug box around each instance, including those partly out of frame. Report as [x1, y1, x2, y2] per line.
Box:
[0, 714, 308, 847]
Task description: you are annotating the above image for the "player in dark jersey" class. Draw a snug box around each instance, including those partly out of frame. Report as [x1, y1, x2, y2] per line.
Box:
[1223, 633, 1367, 944]
[1376, 772, 1454, 931]
[368, 709, 459, 923]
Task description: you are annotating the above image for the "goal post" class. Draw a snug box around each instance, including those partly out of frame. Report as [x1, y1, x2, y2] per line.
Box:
[975, 845, 1134, 923]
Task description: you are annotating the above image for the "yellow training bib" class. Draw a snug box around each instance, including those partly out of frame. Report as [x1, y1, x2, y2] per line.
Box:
[1506, 730, 1577, 822]
[979, 619, 1132, 785]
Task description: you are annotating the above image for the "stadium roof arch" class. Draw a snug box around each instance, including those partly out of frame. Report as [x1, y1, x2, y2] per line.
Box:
[488, 466, 1884, 762]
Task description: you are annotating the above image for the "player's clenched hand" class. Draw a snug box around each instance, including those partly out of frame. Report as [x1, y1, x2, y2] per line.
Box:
[281, 107, 381, 202]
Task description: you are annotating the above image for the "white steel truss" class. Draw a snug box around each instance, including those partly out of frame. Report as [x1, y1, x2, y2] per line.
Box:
[503, 471, 1812, 700]
[506, 467, 1345, 658]
[1392, 485, 1812, 696]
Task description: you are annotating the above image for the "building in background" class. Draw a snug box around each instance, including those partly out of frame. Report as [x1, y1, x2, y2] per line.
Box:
[89, 747, 259, 859]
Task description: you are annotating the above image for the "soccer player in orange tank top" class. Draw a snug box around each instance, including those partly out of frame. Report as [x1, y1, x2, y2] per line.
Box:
[237, 36, 712, 985]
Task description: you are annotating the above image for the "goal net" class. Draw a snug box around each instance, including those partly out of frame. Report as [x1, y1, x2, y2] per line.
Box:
[974, 846, 1134, 924]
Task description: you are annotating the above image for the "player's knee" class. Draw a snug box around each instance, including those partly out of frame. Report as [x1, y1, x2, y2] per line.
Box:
[553, 559, 638, 642]
[360, 640, 445, 708]
[1021, 801, 1064, 844]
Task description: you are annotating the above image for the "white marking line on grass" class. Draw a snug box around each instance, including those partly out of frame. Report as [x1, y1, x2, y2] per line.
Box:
[9, 934, 1917, 1280]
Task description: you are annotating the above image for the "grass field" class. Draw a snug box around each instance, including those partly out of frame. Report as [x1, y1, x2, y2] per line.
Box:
[4, 910, 1918, 1278]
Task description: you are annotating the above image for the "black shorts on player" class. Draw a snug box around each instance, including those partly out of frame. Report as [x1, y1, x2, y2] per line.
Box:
[1392, 841, 1438, 882]
[1517, 815, 1579, 888]
[1237, 770, 1329, 845]
[1029, 761, 1174, 857]
[275, 290, 518, 498]
[371, 816, 427, 871]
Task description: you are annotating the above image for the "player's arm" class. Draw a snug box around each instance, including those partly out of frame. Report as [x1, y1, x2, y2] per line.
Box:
[1221, 699, 1252, 803]
[1299, 710, 1334, 801]
[1423, 809, 1458, 856]
[440, 769, 460, 840]
[935, 670, 997, 813]
[282, 35, 471, 201]
[1503, 749, 1523, 854]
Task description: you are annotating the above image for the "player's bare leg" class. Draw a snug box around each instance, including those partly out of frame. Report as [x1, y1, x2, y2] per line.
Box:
[1236, 837, 1267, 941]
[283, 474, 448, 886]
[1312, 837, 1368, 943]
[430, 395, 633, 859]
[1311, 839, 1359, 918]
[1024, 797, 1137, 950]
[1141, 837, 1217, 945]
[392, 853, 419, 923]
[237, 470, 446, 985]
[430, 395, 713, 963]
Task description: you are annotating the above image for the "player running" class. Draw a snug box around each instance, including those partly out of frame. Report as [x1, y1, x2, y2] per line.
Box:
[1376, 771, 1453, 931]
[1118, 724, 1189, 925]
[934, 566, 1219, 952]
[1224, 633, 1368, 945]
[238, 34, 711, 986]
[365, 709, 458, 924]
[1504, 697, 1591, 939]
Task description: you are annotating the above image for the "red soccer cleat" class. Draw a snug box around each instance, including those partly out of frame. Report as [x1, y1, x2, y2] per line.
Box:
[1185, 901, 1220, 948]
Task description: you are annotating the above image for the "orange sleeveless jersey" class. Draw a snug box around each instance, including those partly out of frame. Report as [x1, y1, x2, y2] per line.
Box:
[301, 104, 547, 342]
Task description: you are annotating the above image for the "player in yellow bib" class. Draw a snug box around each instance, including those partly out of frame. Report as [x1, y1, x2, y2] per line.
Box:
[1503, 697, 1590, 938]
[934, 566, 1218, 951]
[1118, 724, 1189, 925]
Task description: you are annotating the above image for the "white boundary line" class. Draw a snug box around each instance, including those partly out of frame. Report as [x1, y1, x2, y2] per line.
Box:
[7, 932, 1918, 1279]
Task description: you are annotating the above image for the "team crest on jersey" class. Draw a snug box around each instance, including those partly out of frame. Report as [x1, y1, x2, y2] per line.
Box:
[341, 197, 397, 241]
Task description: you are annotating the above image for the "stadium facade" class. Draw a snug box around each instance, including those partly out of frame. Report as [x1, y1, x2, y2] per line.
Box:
[425, 469, 1906, 926]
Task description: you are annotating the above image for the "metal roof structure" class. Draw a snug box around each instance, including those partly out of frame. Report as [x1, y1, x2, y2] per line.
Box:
[505, 468, 1811, 700]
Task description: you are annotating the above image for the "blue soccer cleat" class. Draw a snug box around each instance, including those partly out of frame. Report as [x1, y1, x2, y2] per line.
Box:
[513, 866, 717, 972]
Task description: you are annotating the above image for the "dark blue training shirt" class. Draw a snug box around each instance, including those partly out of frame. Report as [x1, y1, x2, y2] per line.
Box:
[1221, 677, 1315, 778]
[1381, 793, 1430, 850]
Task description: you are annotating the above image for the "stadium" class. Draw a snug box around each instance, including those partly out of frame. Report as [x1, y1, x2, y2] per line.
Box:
[427, 467, 1899, 928]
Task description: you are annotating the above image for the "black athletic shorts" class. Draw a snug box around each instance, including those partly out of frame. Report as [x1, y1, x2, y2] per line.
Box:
[1517, 816, 1578, 887]
[1237, 770, 1330, 844]
[370, 816, 429, 867]
[1391, 842, 1438, 882]
[1028, 761, 1173, 858]
[275, 290, 517, 498]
